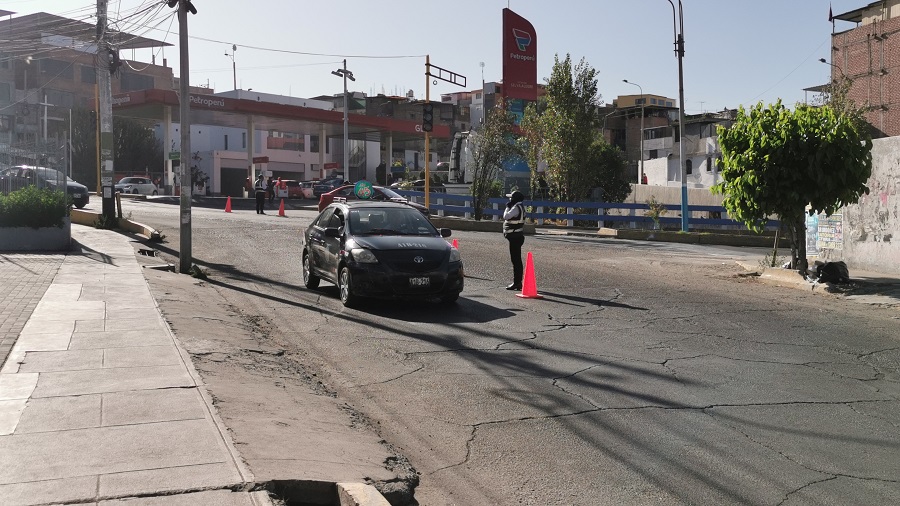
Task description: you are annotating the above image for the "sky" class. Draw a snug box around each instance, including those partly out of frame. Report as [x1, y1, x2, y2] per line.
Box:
[12, 0, 867, 114]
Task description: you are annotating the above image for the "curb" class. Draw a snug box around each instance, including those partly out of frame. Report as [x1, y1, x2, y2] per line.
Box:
[71, 209, 161, 241]
[338, 483, 391, 506]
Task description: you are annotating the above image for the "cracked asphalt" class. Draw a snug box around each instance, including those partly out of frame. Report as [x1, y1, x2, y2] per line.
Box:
[117, 200, 900, 506]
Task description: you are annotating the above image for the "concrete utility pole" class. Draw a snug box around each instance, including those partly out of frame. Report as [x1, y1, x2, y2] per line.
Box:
[331, 60, 354, 180]
[623, 80, 645, 183]
[177, 0, 194, 274]
[668, 0, 689, 231]
[96, 0, 115, 219]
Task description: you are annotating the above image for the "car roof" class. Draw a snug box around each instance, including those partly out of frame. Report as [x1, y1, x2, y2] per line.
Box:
[328, 200, 418, 211]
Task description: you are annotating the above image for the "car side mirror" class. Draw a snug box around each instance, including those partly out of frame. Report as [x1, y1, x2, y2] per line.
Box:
[440, 228, 452, 238]
[324, 227, 341, 238]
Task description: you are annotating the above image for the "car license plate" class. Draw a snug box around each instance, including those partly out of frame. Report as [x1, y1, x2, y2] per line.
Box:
[409, 276, 430, 287]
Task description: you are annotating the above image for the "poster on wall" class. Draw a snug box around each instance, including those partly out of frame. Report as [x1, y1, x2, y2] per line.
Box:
[806, 213, 843, 257]
[806, 214, 819, 256]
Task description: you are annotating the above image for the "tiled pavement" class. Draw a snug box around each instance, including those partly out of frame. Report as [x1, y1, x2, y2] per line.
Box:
[0, 228, 270, 506]
[0, 254, 64, 371]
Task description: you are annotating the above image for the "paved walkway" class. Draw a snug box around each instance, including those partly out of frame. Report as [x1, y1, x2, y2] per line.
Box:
[0, 228, 269, 506]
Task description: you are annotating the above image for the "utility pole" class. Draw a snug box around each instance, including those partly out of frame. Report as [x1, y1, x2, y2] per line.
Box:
[331, 60, 354, 180]
[96, 0, 115, 219]
[173, 0, 197, 274]
[424, 55, 431, 207]
[668, 0, 689, 232]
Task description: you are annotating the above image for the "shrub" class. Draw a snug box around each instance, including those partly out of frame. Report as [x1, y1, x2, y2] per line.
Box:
[0, 186, 69, 229]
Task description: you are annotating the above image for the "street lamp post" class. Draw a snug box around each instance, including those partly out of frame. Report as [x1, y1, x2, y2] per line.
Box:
[623, 79, 645, 183]
[667, 0, 689, 231]
[332, 60, 355, 180]
[225, 44, 236, 90]
[819, 58, 847, 81]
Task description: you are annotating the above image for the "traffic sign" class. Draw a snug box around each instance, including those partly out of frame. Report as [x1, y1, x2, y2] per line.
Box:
[168, 151, 180, 160]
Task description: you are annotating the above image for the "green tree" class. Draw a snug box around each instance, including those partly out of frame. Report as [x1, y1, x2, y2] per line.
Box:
[712, 100, 872, 272]
[520, 54, 601, 203]
[70, 108, 163, 189]
[585, 135, 631, 202]
[468, 98, 520, 220]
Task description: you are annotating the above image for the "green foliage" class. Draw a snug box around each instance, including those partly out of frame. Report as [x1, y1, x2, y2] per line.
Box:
[0, 187, 68, 229]
[712, 100, 872, 269]
[644, 195, 668, 230]
[586, 136, 631, 202]
[520, 54, 602, 203]
[93, 213, 120, 230]
[469, 98, 521, 220]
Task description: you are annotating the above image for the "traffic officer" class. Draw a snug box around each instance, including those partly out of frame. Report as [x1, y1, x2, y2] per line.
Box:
[502, 190, 526, 290]
[254, 174, 267, 214]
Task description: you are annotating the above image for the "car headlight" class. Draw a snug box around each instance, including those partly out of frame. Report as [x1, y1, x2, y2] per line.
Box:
[449, 248, 461, 262]
[350, 248, 378, 263]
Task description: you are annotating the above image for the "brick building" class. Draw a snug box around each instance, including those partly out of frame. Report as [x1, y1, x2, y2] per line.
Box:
[832, 0, 900, 137]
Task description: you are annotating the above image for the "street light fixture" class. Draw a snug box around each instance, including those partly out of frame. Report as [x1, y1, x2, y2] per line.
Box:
[818, 57, 847, 80]
[667, 0, 689, 232]
[623, 79, 645, 183]
[224, 44, 236, 90]
[332, 59, 355, 180]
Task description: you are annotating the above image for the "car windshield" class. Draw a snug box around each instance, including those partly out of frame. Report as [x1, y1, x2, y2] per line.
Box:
[33, 167, 73, 183]
[348, 208, 436, 236]
[377, 187, 404, 199]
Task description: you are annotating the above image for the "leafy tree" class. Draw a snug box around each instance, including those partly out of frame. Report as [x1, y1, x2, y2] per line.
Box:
[70, 108, 163, 189]
[520, 54, 602, 203]
[585, 135, 631, 202]
[712, 100, 872, 272]
[468, 98, 520, 220]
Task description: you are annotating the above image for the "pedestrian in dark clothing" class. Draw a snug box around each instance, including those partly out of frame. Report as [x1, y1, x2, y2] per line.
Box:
[266, 176, 275, 204]
[254, 174, 267, 214]
[502, 190, 526, 290]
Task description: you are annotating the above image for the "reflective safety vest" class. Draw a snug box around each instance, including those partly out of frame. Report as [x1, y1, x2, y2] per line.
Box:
[503, 202, 526, 236]
[254, 179, 266, 194]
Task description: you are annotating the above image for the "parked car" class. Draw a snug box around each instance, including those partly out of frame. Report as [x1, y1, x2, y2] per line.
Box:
[300, 181, 315, 199]
[313, 178, 344, 197]
[281, 179, 305, 198]
[301, 200, 463, 307]
[115, 177, 158, 195]
[318, 184, 429, 215]
[0, 165, 90, 208]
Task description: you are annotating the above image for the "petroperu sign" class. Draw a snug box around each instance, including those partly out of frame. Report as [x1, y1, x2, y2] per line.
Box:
[502, 8, 537, 102]
[189, 95, 227, 108]
[112, 95, 131, 106]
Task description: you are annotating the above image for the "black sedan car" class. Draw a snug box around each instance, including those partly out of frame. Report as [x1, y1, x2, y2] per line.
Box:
[0, 166, 90, 208]
[301, 201, 463, 307]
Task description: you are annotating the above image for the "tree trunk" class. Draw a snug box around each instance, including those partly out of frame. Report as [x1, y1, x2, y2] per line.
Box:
[796, 214, 808, 274]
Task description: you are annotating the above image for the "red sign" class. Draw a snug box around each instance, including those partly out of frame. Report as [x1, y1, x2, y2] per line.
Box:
[252, 156, 269, 163]
[502, 8, 537, 102]
[324, 162, 339, 170]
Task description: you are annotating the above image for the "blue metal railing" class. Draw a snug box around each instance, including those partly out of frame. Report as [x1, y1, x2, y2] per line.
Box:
[393, 190, 780, 230]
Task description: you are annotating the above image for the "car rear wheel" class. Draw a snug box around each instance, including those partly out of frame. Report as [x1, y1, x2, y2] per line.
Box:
[302, 251, 319, 289]
[132, 189, 139, 194]
[338, 265, 357, 307]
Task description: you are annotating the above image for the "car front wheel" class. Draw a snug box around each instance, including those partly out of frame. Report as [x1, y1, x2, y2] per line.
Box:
[302, 251, 320, 289]
[152, 190, 158, 196]
[338, 265, 357, 307]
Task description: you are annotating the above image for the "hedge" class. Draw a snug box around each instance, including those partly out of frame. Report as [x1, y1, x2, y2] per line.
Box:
[0, 186, 70, 229]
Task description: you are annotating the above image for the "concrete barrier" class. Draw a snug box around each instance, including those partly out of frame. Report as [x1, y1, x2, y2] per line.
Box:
[71, 209, 161, 241]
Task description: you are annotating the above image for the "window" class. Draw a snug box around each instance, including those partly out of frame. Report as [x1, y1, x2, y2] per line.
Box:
[650, 98, 657, 105]
[649, 149, 658, 159]
[0, 52, 8, 69]
[0, 83, 9, 104]
[266, 131, 304, 151]
[121, 72, 154, 91]
[666, 101, 673, 107]
[81, 66, 96, 84]
[685, 159, 693, 174]
[475, 92, 482, 100]
[242, 132, 246, 149]
[41, 59, 74, 79]
[706, 157, 712, 172]
[310, 135, 319, 153]
[224, 134, 228, 150]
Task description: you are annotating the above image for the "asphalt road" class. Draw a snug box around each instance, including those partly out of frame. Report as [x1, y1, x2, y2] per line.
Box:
[111, 198, 900, 506]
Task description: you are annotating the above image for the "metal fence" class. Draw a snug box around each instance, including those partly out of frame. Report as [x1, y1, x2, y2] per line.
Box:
[394, 190, 780, 231]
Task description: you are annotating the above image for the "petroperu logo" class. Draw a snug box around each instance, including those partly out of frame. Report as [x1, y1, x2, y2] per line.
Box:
[512, 28, 532, 51]
[189, 95, 226, 108]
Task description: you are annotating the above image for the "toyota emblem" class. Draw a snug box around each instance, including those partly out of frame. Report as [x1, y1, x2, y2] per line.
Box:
[413, 256, 424, 263]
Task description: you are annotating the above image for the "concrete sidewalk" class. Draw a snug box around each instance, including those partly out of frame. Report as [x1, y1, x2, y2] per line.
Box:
[0, 227, 269, 505]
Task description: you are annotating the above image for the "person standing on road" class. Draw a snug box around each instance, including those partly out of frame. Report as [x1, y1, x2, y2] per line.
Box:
[266, 176, 276, 204]
[502, 190, 526, 290]
[254, 174, 267, 214]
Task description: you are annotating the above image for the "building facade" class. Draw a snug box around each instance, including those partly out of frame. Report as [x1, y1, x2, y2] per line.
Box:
[832, 0, 900, 137]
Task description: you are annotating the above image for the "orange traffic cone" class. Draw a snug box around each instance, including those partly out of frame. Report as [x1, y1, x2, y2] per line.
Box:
[278, 198, 286, 217]
[451, 238, 459, 249]
[516, 252, 543, 299]
[224, 196, 232, 213]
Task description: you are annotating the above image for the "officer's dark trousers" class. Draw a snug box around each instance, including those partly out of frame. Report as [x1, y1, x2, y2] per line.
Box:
[255, 191, 266, 213]
[506, 233, 525, 286]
